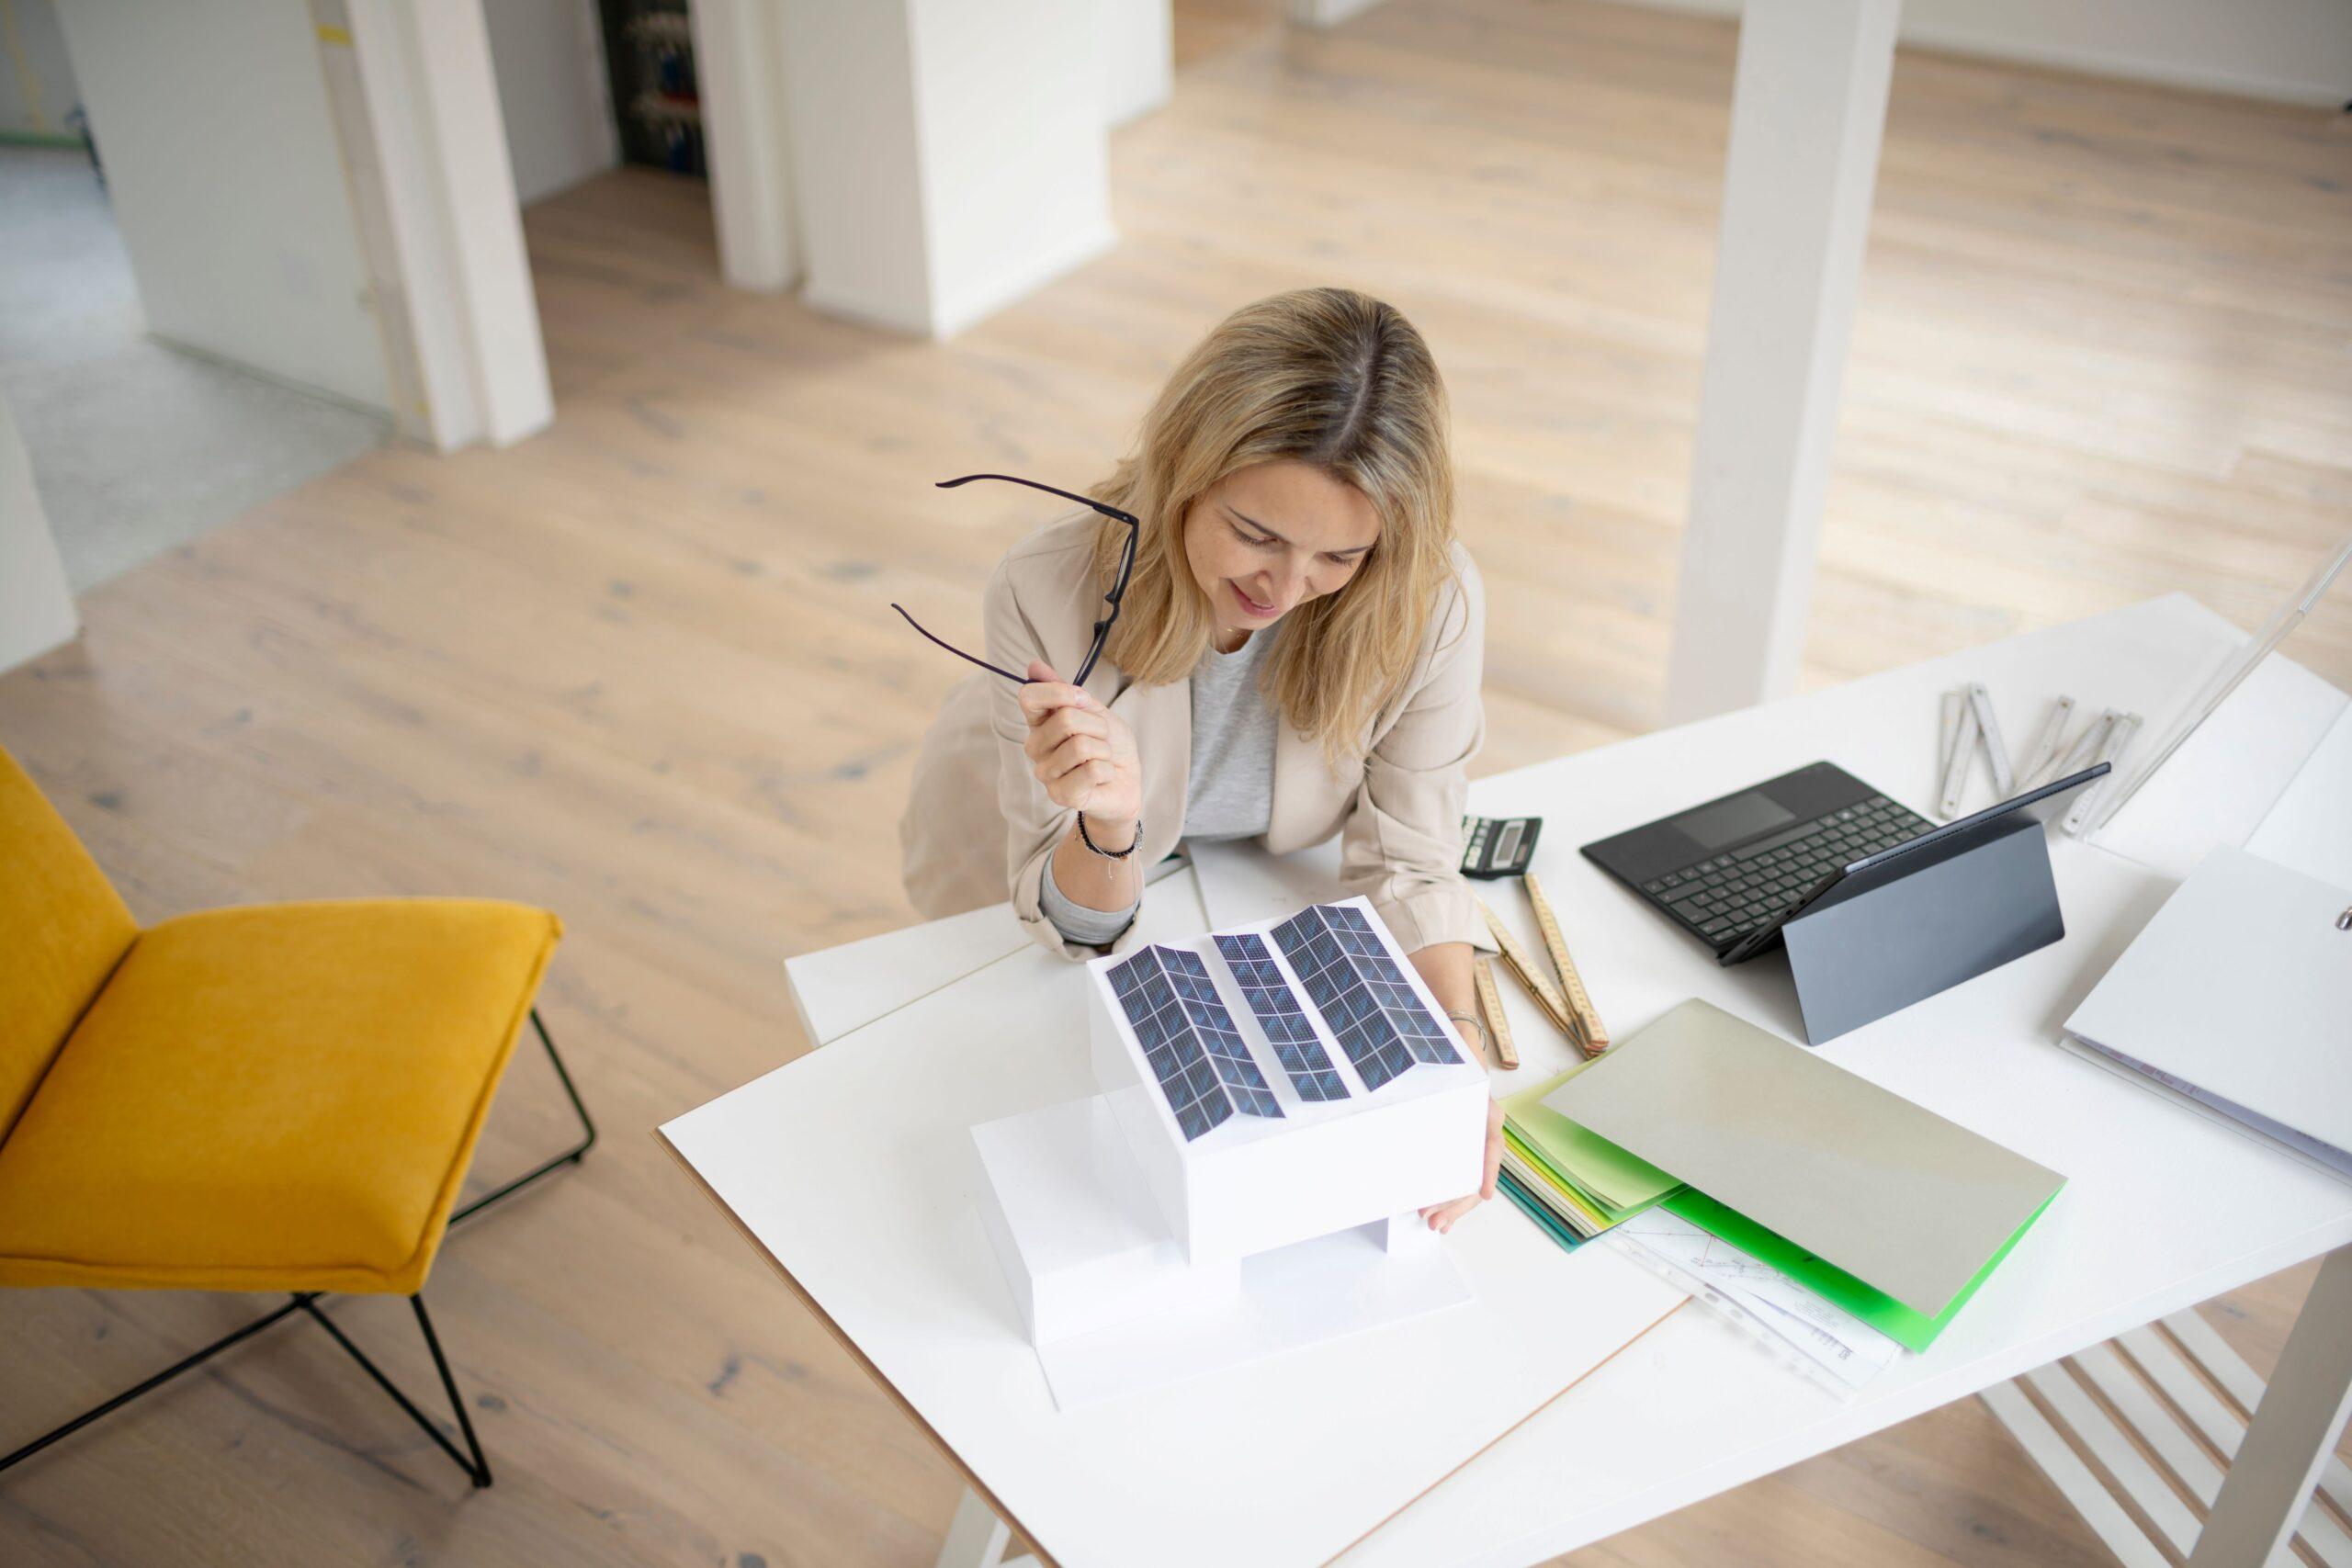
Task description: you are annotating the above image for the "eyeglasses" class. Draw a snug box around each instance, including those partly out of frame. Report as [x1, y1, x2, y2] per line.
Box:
[891, 473, 1140, 687]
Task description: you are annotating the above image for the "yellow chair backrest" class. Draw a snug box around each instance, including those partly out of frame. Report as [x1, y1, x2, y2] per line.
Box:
[0, 745, 138, 1141]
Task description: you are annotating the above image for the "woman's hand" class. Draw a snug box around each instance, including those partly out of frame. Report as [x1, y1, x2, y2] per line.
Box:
[1017, 660, 1144, 829]
[1421, 1097, 1504, 1234]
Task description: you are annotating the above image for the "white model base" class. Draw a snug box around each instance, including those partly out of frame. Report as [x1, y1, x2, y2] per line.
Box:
[971, 1097, 1239, 1347]
[1035, 1216, 1473, 1411]
[972, 1093, 1473, 1411]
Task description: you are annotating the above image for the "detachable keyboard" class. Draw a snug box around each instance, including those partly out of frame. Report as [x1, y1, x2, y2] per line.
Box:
[1644, 795, 1935, 950]
[1579, 761, 1938, 964]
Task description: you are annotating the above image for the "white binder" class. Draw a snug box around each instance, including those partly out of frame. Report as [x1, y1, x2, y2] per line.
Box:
[2064, 845, 2352, 1184]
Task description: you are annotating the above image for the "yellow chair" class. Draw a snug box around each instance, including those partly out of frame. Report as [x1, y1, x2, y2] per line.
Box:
[0, 744, 593, 1487]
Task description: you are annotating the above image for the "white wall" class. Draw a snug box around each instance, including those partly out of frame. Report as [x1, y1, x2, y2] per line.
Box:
[1099, 0, 1171, 127]
[481, 0, 617, 207]
[53, 0, 393, 412]
[1622, 0, 2352, 107]
[905, 0, 1114, 335]
[0, 394, 78, 674]
[0, 0, 81, 138]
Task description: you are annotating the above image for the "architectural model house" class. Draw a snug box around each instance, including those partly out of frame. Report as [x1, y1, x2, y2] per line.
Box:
[971, 897, 1488, 1377]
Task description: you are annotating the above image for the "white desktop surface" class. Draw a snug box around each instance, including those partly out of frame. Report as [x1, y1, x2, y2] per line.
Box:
[685, 595, 2352, 1566]
[665, 883, 1688, 1568]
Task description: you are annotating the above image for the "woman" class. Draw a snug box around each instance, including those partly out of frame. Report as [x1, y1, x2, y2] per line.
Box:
[901, 287, 1498, 1230]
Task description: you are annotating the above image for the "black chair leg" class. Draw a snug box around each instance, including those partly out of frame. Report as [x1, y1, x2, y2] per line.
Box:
[450, 1010, 598, 1226]
[300, 1295, 491, 1487]
[0, 1296, 309, 1473]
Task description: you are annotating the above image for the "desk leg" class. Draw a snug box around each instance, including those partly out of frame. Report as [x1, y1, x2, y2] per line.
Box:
[2188, 1245, 2352, 1567]
[936, 1484, 1038, 1568]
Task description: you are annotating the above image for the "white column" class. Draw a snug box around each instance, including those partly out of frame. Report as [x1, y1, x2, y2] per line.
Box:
[1098, 0, 1172, 128]
[0, 394, 79, 674]
[1288, 0, 1387, 26]
[694, 0, 800, 292]
[343, 0, 556, 450]
[1662, 0, 1900, 724]
[775, 0, 1114, 339]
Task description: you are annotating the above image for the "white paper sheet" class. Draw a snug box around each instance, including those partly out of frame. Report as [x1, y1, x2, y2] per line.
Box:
[1187, 837, 1346, 931]
[2090, 652, 2346, 881]
[2246, 704, 2352, 892]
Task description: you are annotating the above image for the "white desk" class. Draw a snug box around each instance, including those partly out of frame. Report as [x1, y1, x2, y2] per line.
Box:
[683, 596, 2352, 1568]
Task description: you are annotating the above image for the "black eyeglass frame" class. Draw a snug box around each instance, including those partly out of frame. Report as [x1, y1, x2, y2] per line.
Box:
[891, 474, 1141, 687]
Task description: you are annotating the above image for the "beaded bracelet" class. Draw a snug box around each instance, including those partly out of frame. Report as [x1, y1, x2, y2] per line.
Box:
[1078, 812, 1141, 859]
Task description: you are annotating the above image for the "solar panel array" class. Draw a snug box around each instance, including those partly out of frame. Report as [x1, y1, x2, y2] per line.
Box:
[1107, 945, 1284, 1140]
[1212, 932, 1350, 1102]
[1271, 904, 1462, 1091]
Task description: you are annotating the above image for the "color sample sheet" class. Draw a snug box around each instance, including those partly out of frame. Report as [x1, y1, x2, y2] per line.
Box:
[1543, 999, 2064, 1348]
[1512, 1061, 1679, 1215]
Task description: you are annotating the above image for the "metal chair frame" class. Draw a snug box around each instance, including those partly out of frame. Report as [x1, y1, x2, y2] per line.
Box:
[0, 1010, 594, 1488]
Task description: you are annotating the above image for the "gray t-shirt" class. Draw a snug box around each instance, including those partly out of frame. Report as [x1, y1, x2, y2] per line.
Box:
[1039, 627, 1280, 945]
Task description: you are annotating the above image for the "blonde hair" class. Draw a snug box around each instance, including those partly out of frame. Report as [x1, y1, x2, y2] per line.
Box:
[1090, 287, 1459, 758]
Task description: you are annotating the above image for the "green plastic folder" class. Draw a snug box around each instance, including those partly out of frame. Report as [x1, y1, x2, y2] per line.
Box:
[1663, 1187, 2060, 1353]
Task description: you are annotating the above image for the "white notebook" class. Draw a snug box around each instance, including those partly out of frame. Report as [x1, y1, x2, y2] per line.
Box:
[2064, 846, 2352, 1181]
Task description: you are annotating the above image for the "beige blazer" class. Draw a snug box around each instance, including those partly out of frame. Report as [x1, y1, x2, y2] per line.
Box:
[900, 513, 1490, 962]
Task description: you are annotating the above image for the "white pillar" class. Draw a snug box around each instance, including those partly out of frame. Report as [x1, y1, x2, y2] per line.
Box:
[1098, 0, 1172, 128]
[694, 0, 800, 292]
[343, 0, 555, 450]
[1662, 0, 1900, 724]
[775, 0, 1114, 339]
[0, 395, 79, 674]
[1288, 0, 1386, 26]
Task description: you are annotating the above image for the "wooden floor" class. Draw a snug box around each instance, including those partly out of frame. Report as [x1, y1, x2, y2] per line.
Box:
[4, 1, 2348, 1563]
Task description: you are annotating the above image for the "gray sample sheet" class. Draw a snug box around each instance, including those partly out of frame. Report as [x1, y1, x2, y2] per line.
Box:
[1544, 998, 2064, 1318]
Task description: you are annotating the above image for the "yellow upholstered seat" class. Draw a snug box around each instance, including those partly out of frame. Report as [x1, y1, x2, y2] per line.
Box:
[0, 898, 560, 1295]
[1, 743, 576, 1485]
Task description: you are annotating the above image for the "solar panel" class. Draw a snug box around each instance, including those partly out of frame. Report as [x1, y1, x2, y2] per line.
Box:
[1270, 904, 1462, 1090]
[1106, 945, 1283, 1138]
[1212, 932, 1350, 1102]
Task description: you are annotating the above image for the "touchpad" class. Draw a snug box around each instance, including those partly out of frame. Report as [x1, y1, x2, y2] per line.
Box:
[1671, 791, 1795, 859]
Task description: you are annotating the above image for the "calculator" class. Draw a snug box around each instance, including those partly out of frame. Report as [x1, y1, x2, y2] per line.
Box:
[1460, 815, 1542, 879]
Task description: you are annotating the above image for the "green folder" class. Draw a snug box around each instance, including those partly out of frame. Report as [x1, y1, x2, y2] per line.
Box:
[1663, 1186, 2060, 1353]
